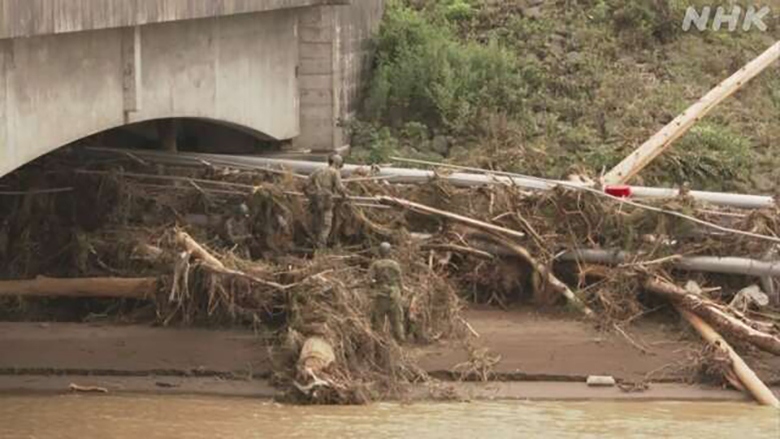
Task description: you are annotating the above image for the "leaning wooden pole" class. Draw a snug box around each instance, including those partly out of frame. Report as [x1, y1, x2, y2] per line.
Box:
[0, 276, 157, 299]
[646, 278, 780, 408]
[377, 196, 526, 241]
[679, 309, 779, 408]
[604, 40, 780, 184]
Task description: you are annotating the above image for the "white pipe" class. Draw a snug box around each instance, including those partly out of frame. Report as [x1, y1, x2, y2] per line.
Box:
[84, 148, 776, 209]
[629, 186, 774, 210]
[560, 249, 780, 278]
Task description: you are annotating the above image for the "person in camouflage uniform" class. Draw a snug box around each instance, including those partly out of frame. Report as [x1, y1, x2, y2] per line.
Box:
[368, 242, 406, 342]
[223, 203, 252, 258]
[304, 154, 347, 248]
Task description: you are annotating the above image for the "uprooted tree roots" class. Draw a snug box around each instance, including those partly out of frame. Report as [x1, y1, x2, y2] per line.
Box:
[0, 152, 779, 402]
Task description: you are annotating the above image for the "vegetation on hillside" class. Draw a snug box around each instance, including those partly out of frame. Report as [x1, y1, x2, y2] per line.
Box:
[350, 0, 780, 192]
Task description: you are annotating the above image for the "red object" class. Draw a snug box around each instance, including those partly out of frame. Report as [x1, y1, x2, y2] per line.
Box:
[604, 185, 632, 198]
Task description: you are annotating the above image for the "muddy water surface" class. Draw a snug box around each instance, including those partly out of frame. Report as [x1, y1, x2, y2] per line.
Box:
[1, 395, 778, 438]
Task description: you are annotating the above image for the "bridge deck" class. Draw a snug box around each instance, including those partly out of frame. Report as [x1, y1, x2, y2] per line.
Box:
[0, 0, 348, 39]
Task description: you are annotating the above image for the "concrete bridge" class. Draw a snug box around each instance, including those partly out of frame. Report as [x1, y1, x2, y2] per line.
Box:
[0, 0, 384, 177]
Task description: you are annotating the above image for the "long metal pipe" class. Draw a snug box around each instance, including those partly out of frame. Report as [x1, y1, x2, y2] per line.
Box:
[85, 148, 776, 210]
[560, 249, 780, 278]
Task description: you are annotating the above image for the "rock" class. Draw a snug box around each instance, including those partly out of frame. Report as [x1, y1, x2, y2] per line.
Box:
[586, 375, 616, 387]
[522, 6, 542, 19]
[566, 51, 583, 65]
[431, 135, 450, 156]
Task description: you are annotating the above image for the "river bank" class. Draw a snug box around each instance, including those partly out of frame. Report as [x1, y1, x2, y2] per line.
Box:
[2, 308, 778, 402]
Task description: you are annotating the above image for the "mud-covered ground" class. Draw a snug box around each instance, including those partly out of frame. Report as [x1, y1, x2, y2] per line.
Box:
[1, 307, 778, 401]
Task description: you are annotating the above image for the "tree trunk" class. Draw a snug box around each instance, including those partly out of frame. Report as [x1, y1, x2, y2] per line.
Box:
[0, 276, 157, 299]
[645, 278, 780, 356]
[174, 230, 226, 269]
[677, 307, 780, 408]
[298, 336, 336, 374]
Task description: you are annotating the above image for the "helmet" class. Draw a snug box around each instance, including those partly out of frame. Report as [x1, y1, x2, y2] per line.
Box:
[328, 153, 344, 169]
[379, 242, 392, 257]
[236, 203, 250, 217]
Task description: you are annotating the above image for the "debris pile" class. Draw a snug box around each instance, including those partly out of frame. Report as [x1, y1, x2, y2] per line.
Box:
[0, 148, 778, 405]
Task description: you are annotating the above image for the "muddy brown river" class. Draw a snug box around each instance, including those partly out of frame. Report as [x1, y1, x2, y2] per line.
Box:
[1, 395, 778, 438]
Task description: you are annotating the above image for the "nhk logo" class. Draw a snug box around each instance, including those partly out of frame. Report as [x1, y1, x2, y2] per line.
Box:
[682, 5, 771, 32]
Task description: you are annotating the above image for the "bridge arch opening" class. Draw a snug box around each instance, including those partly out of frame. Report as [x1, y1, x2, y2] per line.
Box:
[70, 118, 289, 155]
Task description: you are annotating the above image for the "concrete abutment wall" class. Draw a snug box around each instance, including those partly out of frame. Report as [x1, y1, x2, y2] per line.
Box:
[295, 0, 385, 152]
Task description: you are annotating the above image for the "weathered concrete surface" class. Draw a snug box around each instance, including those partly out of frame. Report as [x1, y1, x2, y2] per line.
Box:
[0, 376, 759, 402]
[295, 0, 384, 151]
[0, 1, 384, 177]
[0, 10, 299, 178]
[336, 0, 385, 123]
[5, 309, 779, 386]
[0, 0, 347, 39]
[0, 322, 270, 376]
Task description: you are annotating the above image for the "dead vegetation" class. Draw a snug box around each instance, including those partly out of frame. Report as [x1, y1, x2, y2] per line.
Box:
[0, 149, 779, 403]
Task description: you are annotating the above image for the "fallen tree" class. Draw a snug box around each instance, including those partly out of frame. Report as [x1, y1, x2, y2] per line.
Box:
[673, 305, 780, 408]
[0, 276, 157, 299]
[645, 278, 780, 356]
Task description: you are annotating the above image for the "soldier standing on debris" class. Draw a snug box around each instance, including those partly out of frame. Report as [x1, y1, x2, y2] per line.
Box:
[369, 242, 406, 342]
[224, 203, 252, 258]
[304, 154, 347, 248]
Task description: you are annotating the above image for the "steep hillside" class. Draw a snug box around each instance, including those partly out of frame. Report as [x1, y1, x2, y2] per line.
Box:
[351, 0, 780, 192]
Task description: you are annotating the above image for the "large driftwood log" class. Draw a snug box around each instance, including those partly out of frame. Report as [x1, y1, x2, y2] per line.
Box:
[676, 306, 780, 408]
[0, 276, 157, 299]
[294, 337, 336, 394]
[298, 336, 336, 374]
[645, 278, 780, 356]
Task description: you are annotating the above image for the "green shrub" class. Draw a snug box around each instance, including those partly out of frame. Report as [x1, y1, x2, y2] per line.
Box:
[442, 0, 476, 22]
[351, 0, 774, 191]
[590, 0, 687, 46]
[651, 124, 754, 190]
[364, 1, 526, 136]
[346, 121, 400, 164]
